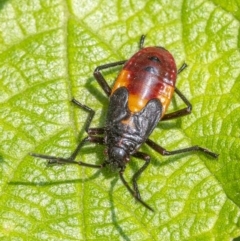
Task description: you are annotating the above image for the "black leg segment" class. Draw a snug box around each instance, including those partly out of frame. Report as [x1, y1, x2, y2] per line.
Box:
[139, 35, 146, 49]
[71, 98, 95, 132]
[161, 87, 192, 121]
[131, 152, 151, 200]
[30, 98, 106, 168]
[69, 136, 105, 162]
[119, 171, 154, 212]
[30, 136, 106, 167]
[93, 60, 127, 96]
[88, 127, 105, 136]
[161, 62, 192, 121]
[146, 138, 218, 158]
[177, 62, 188, 74]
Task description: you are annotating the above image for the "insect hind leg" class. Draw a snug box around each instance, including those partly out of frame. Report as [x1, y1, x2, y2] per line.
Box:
[93, 60, 127, 97]
[139, 35, 146, 49]
[177, 62, 188, 74]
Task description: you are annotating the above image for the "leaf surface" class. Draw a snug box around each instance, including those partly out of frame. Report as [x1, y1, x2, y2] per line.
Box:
[0, 0, 240, 240]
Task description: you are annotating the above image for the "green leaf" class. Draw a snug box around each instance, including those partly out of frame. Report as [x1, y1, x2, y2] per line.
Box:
[0, 0, 240, 240]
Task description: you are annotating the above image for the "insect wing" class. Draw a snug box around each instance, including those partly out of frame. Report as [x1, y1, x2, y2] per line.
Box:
[134, 98, 162, 139]
[106, 87, 130, 125]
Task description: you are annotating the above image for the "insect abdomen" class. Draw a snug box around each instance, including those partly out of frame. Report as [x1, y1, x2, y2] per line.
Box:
[111, 46, 177, 117]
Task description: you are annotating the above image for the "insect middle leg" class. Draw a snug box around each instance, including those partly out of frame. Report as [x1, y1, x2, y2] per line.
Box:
[71, 98, 105, 135]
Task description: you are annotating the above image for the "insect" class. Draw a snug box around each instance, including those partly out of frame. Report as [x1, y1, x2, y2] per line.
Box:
[30, 35, 218, 212]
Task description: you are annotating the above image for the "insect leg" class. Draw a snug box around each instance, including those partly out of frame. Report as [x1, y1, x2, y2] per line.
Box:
[139, 35, 146, 49]
[87, 127, 105, 135]
[131, 152, 151, 200]
[30, 136, 105, 167]
[30, 99, 106, 166]
[177, 62, 188, 74]
[161, 62, 192, 121]
[146, 138, 218, 158]
[119, 170, 154, 212]
[71, 98, 96, 132]
[161, 87, 192, 121]
[72, 98, 106, 136]
[93, 60, 127, 96]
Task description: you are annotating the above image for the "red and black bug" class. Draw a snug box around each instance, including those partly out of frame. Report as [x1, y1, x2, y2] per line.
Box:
[31, 35, 218, 211]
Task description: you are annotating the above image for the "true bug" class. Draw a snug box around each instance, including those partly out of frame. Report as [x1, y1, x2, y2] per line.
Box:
[30, 35, 218, 211]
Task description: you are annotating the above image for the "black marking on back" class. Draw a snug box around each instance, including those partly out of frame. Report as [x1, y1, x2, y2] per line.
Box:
[148, 56, 161, 63]
[144, 66, 157, 75]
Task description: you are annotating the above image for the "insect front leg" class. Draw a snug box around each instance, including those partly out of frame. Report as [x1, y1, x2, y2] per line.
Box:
[131, 152, 151, 200]
[30, 136, 105, 168]
[119, 169, 154, 212]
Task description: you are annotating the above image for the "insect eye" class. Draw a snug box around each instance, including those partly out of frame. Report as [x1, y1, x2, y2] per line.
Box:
[148, 56, 161, 63]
